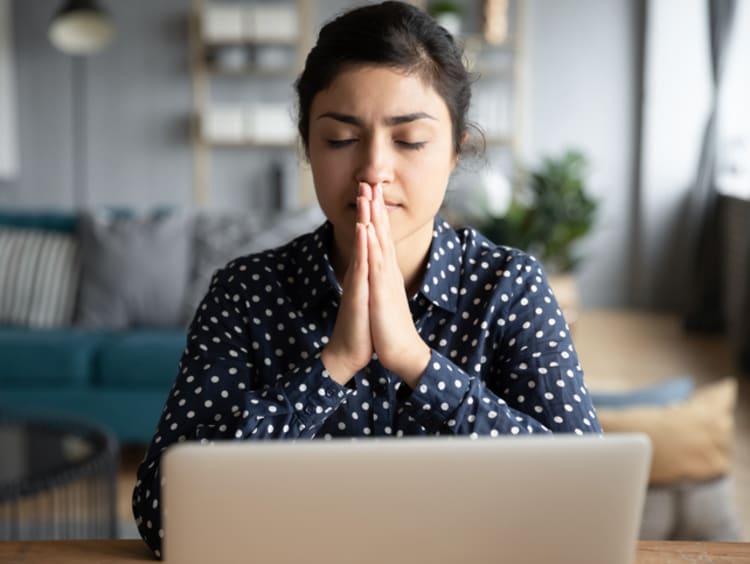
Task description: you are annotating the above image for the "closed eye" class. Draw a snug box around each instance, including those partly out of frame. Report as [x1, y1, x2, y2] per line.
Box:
[397, 141, 427, 150]
[327, 139, 357, 148]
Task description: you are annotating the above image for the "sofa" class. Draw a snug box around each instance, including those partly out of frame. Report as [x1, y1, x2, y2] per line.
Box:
[0, 206, 325, 444]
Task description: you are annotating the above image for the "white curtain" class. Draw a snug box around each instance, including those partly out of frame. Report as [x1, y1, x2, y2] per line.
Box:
[0, 0, 19, 179]
[635, 0, 713, 309]
[716, 2, 750, 198]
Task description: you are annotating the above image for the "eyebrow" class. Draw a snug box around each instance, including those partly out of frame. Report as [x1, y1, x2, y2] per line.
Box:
[315, 112, 436, 126]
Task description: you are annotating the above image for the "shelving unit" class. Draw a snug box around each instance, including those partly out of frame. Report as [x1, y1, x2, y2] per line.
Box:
[188, 0, 314, 208]
[443, 0, 526, 222]
[187, 0, 524, 214]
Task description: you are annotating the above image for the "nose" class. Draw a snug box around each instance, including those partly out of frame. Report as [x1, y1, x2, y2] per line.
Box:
[355, 134, 394, 187]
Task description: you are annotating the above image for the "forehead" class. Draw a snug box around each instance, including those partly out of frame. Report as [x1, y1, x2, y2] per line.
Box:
[311, 65, 449, 119]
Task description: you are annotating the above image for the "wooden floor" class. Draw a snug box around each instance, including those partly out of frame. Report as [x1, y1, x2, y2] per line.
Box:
[117, 307, 750, 540]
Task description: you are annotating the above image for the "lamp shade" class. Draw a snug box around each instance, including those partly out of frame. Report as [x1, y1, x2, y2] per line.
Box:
[49, 0, 114, 55]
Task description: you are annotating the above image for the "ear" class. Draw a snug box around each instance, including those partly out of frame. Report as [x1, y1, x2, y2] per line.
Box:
[451, 131, 469, 169]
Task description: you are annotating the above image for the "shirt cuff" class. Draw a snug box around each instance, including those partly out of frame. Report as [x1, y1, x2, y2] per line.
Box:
[284, 354, 351, 428]
[401, 350, 471, 430]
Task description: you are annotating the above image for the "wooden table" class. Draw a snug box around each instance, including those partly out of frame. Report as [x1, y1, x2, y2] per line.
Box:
[0, 540, 749, 563]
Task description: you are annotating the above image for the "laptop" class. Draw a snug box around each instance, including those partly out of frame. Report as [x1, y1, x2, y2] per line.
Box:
[162, 434, 651, 564]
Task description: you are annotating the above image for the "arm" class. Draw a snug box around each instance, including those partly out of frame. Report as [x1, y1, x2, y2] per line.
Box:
[400, 255, 602, 436]
[132, 268, 350, 557]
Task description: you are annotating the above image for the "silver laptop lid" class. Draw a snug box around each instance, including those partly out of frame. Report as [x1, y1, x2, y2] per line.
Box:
[163, 434, 651, 564]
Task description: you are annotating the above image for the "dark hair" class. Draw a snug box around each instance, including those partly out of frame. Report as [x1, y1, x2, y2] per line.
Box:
[295, 1, 480, 157]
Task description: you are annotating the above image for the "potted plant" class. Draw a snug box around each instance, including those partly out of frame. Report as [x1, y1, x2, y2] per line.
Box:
[428, 1, 463, 37]
[477, 150, 599, 326]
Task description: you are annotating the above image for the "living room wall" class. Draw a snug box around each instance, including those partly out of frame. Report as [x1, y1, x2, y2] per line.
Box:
[523, 0, 641, 307]
[0, 0, 193, 210]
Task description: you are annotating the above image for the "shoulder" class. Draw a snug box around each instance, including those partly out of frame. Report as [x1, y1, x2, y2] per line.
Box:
[208, 226, 325, 293]
[453, 223, 545, 279]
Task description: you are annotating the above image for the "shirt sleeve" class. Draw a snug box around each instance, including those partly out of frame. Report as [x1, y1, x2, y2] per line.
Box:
[132, 270, 351, 558]
[400, 255, 602, 437]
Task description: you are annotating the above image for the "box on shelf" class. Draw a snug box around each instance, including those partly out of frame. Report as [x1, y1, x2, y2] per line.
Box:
[202, 3, 244, 42]
[247, 4, 298, 43]
[203, 106, 244, 143]
[246, 103, 296, 145]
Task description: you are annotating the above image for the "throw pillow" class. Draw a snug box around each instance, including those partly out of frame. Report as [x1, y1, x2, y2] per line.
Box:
[0, 227, 81, 327]
[590, 376, 695, 409]
[597, 378, 738, 485]
[76, 211, 192, 328]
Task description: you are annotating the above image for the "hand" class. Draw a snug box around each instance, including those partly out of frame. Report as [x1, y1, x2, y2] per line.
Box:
[321, 184, 374, 385]
[366, 184, 431, 388]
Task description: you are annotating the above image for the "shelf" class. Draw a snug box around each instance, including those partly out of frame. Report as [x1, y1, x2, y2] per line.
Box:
[206, 66, 296, 78]
[190, 0, 312, 207]
[485, 136, 514, 147]
[460, 32, 518, 50]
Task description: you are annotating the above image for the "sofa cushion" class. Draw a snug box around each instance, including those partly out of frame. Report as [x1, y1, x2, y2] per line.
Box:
[0, 209, 78, 233]
[0, 328, 104, 386]
[0, 228, 81, 328]
[94, 330, 186, 388]
[76, 210, 192, 328]
[597, 378, 737, 485]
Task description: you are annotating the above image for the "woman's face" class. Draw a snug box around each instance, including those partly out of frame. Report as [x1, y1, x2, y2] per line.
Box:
[307, 65, 458, 251]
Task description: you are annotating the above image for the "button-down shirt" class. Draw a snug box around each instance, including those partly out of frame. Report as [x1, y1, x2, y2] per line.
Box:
[133, 216, 602, 557]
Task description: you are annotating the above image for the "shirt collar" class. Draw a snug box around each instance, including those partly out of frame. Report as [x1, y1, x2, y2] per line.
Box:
[292, 216, 463, 313]
[416, 215, 462, 313]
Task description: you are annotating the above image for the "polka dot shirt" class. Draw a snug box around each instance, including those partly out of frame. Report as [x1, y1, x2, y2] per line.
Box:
[132, 216, 602, 557]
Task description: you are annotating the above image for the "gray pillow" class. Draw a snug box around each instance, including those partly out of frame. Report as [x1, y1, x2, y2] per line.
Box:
[76, 211, 192, 328]
[183, 205, 325, 323]
[639, 476, 743, 541]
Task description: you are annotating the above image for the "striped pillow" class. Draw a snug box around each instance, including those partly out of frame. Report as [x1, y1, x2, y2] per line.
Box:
[0, 227, 81, 327]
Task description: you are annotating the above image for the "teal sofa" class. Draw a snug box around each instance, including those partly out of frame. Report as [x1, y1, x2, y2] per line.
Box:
[0, 205, 324, 444]
[0, 327, 183, 443]
[0, 210, 184, 443]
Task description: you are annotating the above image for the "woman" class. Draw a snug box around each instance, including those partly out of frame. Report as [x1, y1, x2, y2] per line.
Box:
[133, 1, 601, 557]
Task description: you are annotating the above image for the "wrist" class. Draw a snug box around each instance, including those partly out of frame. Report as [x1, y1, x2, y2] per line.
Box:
[389, 342, 431, 389]
[321, 348, 358, 385]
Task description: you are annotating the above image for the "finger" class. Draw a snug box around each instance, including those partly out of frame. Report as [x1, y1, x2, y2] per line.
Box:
[359, 182, 373, 201]
[357, 196, 371, 225]
[353, 222, 368, 279]
[342, 222, 367, 288]
[366, 222, 383, 276]
[370, 184, 393, 256]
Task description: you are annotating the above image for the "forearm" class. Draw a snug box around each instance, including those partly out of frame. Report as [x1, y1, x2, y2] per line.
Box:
[397, 350, 599, 436]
